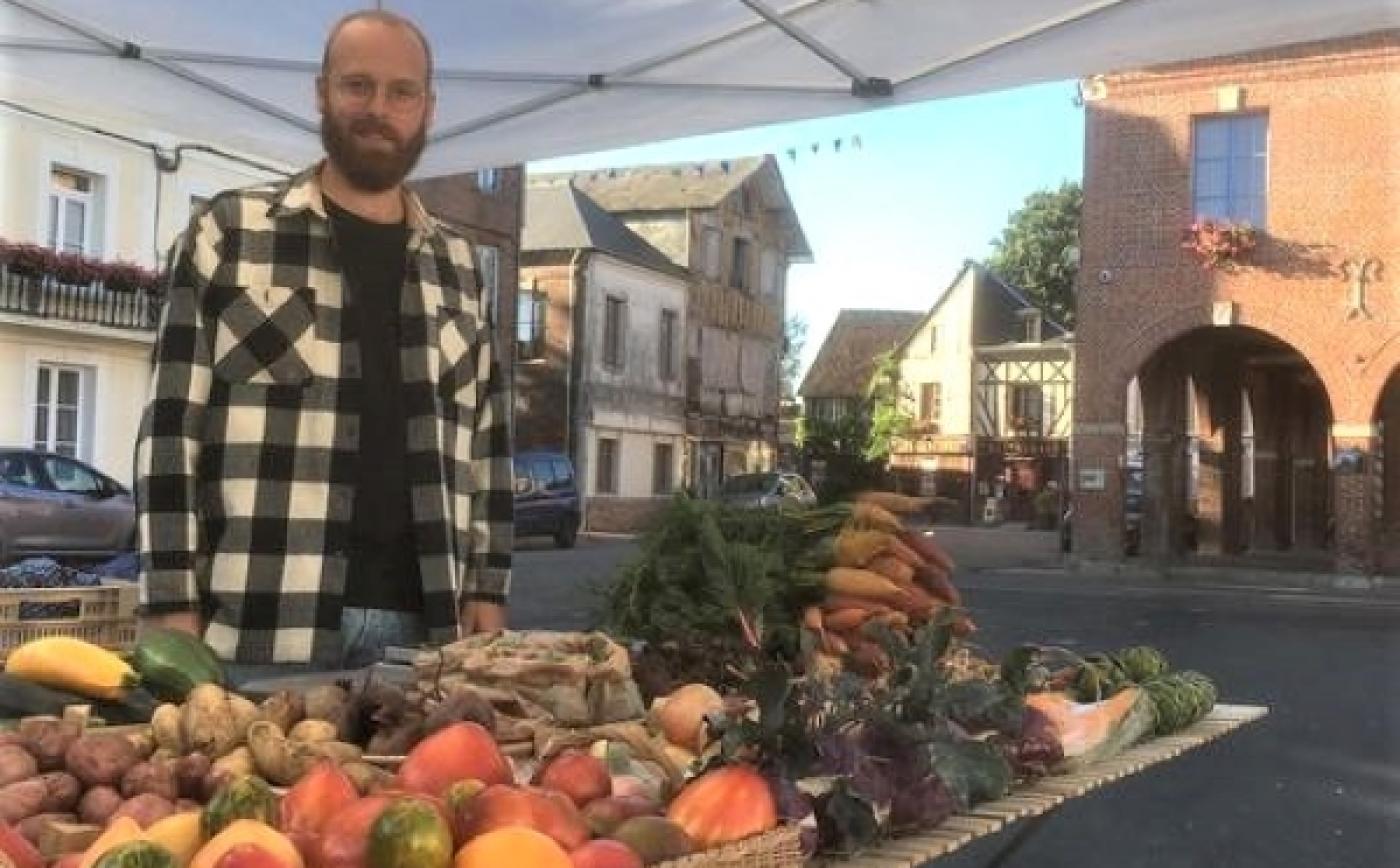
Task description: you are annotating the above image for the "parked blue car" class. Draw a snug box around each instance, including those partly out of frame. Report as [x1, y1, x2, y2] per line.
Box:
[512, 451, 581, 548]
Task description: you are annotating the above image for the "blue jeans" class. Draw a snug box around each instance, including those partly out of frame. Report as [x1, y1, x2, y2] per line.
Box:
[222, 607, 428, 688]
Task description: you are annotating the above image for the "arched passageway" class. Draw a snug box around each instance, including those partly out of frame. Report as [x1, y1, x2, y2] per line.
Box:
[1132, 326, 1333, 562]
[1378, 368, 1400, 573]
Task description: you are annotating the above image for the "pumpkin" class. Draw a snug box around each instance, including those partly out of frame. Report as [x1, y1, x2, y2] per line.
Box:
[190, 822, 302, 868]
[664, 765, 776, 850]
[1024, 687, 1156, 772]
[649, 685, 722, 752]
[143, 812, 204, 868]
[366, 798, 453, 868]
[454, 828, 571, 868]
[202, 777, 278, 839]
[79, 818, 145, 868]
[396, 724, 511, 797]
[92, 841, 178, 868]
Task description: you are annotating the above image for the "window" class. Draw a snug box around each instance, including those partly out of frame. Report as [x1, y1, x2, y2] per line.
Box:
[596, 437, 618, 494]
[476, 167, 500, 194]
[40, 454, 102, 496]
[516, 288, 547, 361]
[47, 168, 93, 254]
[919, 383, 942, 424]
[1193, 114, 1268, 227]
[1011, 385, 1044, 435]
[928, 325, 938, 353]
[653, 442, 674, 494]
[189, 194, 210, 218]
[549, 458, 574, 491]
[730, 238, 751, 292]
[33, 365, 85, 459]
[659, 309, 678, 381]
[702, 227, 722, 279]
[760, 248, 780, 297]
[476, 245, 501, 325]
[1019, 310, 1043, 343]
[0, 454, 39, 489]
[603, 295, 627, 369]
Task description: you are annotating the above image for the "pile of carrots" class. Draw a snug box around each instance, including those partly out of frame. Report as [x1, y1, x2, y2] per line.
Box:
[803, 493, 970, 678]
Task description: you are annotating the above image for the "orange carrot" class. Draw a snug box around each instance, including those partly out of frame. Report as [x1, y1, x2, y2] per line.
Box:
[868, 553, 916, 586]
[834, 529, 895, 568]
[802, 605, 825, 634]
[871, 611, 910, 630]
[823, 608, 875, 632]
[855, 490, 932, 515]
[899, 529, 956, 575]
[821, 595, 892, 616]
[913, 563, 962, 607]
[849, 501, 904, 534]
[825, 567, 906, 604]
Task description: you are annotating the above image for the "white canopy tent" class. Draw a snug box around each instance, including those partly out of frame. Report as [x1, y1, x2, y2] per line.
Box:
[2, 0, 1396, 176]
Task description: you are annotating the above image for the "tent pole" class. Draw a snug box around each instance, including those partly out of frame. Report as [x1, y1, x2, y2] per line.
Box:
[737, 0, 886, 93]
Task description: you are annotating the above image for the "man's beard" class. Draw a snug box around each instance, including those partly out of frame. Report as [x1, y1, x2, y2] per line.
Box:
[321, 112, 427, 193]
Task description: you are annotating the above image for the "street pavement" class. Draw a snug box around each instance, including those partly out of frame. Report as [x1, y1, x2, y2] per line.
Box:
[512, 531, 1400, 868]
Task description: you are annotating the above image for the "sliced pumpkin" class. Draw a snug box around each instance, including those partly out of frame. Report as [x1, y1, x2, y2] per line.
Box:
[1024, 687, 1155, 773]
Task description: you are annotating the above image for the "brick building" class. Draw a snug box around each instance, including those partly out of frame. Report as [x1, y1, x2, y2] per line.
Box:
[411, 167, 525, 381]
[1071, 32, 1399, 573]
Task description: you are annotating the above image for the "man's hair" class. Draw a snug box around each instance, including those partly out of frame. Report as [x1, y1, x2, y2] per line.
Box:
[321, 9, 434, 84]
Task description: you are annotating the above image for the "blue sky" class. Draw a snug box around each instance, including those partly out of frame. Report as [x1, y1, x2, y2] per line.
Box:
[530, 80, 1085, 380]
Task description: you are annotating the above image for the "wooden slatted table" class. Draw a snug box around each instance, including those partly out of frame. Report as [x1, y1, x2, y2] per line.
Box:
[824, 703, 1269, 868]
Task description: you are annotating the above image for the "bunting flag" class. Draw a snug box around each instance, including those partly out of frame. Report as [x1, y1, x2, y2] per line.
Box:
[780, 133, 866, 162]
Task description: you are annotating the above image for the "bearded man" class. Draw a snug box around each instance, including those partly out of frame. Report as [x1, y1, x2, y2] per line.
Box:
[136, 10, 512, 683]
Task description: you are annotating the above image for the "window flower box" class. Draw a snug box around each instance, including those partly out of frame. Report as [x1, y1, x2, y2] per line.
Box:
[1180, 219, 1258, 270]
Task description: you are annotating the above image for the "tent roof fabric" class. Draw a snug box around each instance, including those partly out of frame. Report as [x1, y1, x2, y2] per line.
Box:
[799, 308, 925, 399]
[522, 182, 687, 277]
[4, 1, 1394, 176]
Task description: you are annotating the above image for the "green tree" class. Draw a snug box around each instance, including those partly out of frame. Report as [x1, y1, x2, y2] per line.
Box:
[863, 353, 912, 462]
[986, 180, 1082, 329]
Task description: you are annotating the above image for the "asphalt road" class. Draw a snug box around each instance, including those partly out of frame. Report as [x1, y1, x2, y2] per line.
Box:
[513, 535, 1400, 868]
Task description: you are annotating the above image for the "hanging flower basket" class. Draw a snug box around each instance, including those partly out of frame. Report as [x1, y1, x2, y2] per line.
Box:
[1180, 219, 1258, 270]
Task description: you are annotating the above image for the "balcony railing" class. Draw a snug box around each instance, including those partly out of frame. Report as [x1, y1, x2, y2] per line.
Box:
[0, 268, 162, 331]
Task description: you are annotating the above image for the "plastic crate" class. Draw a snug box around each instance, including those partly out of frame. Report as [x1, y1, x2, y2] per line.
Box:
[0, 581, 139, 662]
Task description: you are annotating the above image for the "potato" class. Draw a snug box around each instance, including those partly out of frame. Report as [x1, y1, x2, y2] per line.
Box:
[172, 753, 211, 800]
[228, 695, 259, 742]
[124, 728, 157, 761]
[36, 771, 81, 813]
[246, 721, 295, 786]
[110, 793, 174, 829]
[257, 691, 303, 733]
[0, 743, 39, 787]
[340, 761, 393, 795]
[18, 719, 81, 772]
[302, 685, 348, 723]
[78, 785, 124, 825]
[149, 748, 177, 764]
[150, 704, 184, 754]
[17, 812, 76, 846]
[208, 744, 256, 784]
[0, 778, 47, 823]
[120, 760, 179, 801]
[64, 733, 139, 787]
[181, 684, 240, 758]
[287, 719, 336, 744]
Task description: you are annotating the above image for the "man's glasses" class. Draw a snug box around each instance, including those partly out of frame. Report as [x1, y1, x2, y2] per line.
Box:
[332, 75, 426, 114]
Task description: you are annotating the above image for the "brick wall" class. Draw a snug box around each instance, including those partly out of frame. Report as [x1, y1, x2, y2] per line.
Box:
[516, 255, 578, 454]
[1072, 31, 1400, 566]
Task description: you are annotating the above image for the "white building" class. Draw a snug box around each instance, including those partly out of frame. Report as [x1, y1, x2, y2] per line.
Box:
[0, 98, 281, 482]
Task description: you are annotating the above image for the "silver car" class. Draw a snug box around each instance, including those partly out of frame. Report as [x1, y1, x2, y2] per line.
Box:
[0, 449, 135, 563]
[718, 471, 818, 510]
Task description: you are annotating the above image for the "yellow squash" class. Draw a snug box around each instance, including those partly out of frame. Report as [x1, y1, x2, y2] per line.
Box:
[4, 636, 137, 699]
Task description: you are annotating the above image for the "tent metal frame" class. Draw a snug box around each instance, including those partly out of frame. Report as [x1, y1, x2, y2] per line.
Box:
[3, 0, 1149, 149]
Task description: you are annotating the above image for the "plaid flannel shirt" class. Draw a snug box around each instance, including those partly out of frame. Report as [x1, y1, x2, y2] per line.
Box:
[136, 165, 513, 664]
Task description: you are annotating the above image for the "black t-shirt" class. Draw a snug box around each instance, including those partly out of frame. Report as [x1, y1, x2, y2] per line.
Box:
[324, 197, 422, 612]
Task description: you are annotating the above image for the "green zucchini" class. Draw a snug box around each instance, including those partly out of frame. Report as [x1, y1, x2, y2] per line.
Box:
[0, 672, 156, 723]
[131, 628, 225, 701]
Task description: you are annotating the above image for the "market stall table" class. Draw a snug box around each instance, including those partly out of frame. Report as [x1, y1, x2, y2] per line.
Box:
[826, 703, 1269, 868]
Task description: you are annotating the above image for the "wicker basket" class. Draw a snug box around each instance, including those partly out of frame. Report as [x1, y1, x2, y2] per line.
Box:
[0, 581, 139, 662]
[656, 825, 805, 868]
